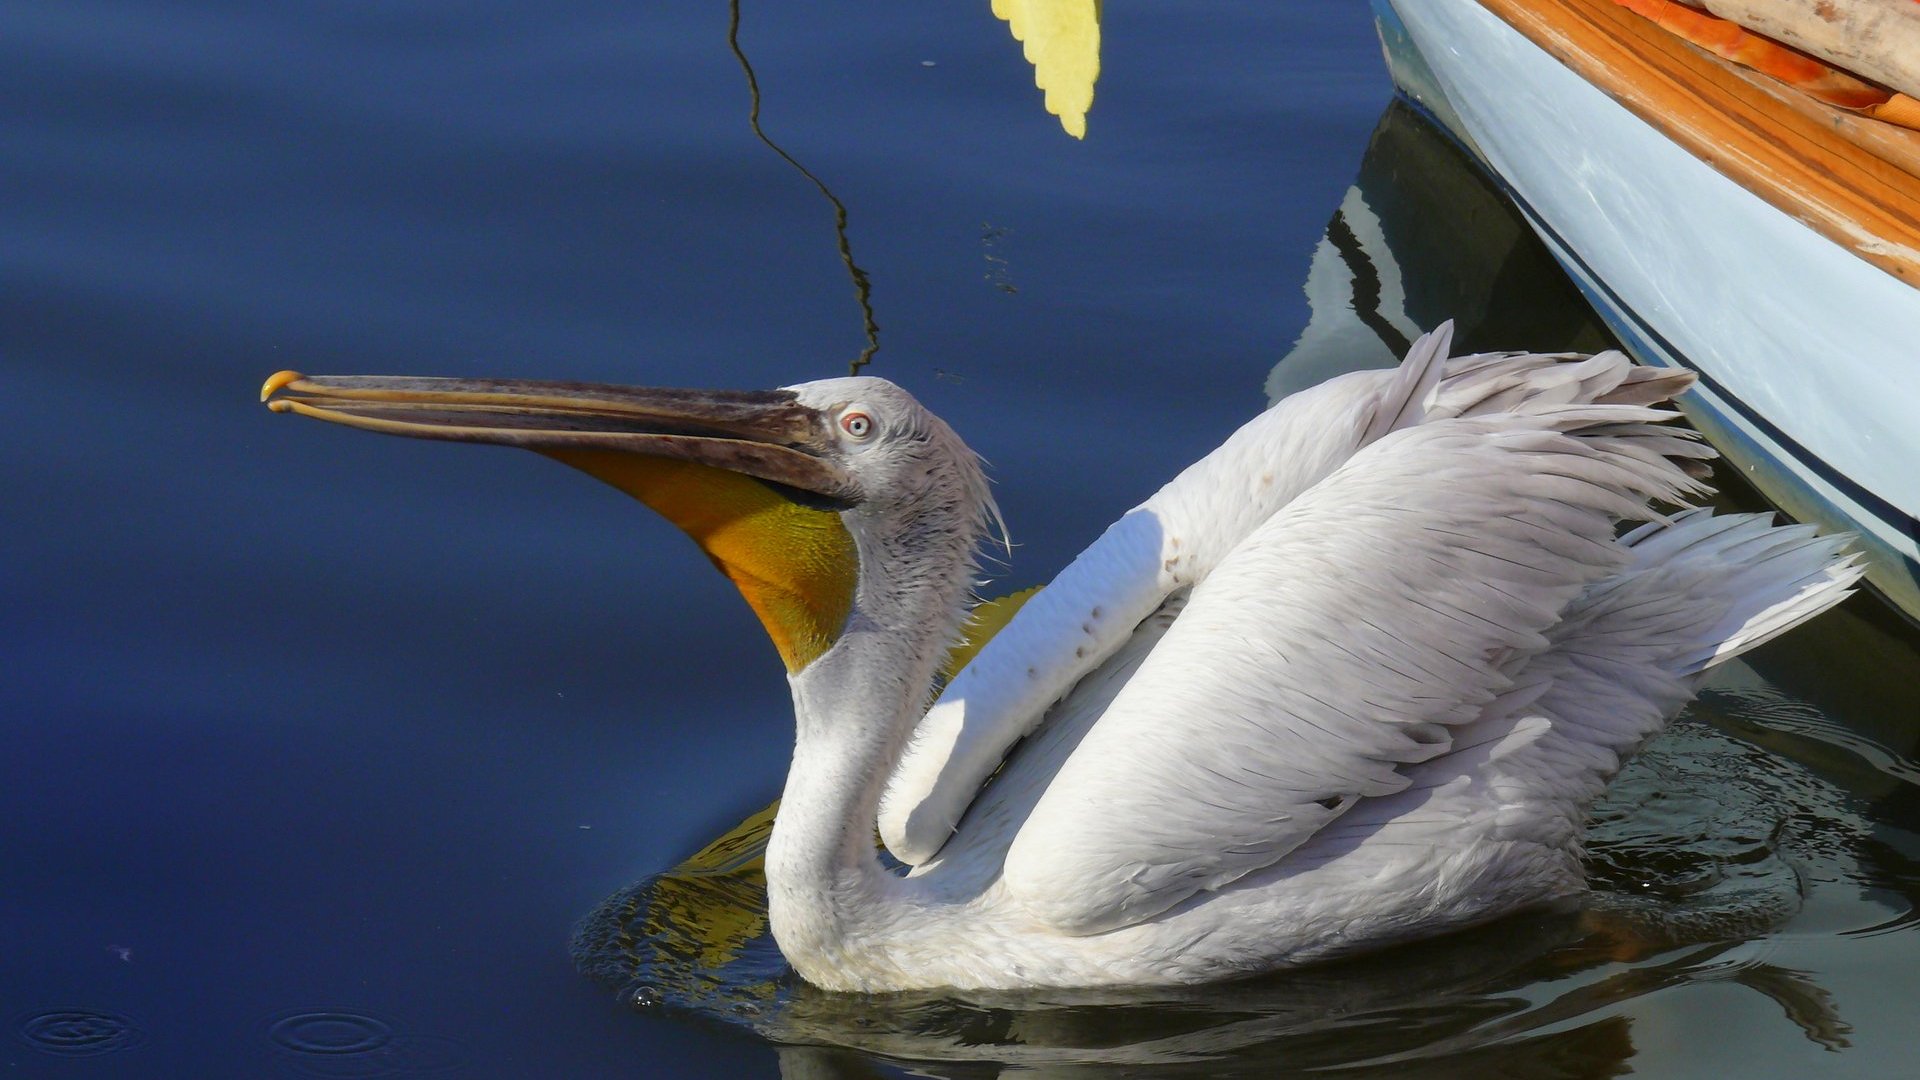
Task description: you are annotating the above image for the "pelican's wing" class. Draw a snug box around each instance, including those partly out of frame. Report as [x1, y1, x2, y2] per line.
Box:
[1000, 397, 1708, 934]
[881, 329, 1698, 866]
[879, 328, 1458, 864]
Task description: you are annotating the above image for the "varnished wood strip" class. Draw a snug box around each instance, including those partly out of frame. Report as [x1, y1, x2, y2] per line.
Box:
[1725, 63, 1920, 178]
[1477, 0, 1920, 285]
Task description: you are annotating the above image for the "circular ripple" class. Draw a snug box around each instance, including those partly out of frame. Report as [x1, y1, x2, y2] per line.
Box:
[267, 1011, 394, 1056]
[15, 1009, 142, 1057]
[274, 1035, 464, 1079]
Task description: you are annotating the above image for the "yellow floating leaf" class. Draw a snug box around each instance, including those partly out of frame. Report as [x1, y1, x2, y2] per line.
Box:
[993, 0, 1102, 138]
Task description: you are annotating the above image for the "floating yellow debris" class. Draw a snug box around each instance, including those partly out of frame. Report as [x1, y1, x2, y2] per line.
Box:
[992, 0, 1102, 139]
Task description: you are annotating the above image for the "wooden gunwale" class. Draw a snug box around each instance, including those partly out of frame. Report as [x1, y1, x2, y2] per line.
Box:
[1477, 0, 1920, 286]
[1720, 62, 1920, 179]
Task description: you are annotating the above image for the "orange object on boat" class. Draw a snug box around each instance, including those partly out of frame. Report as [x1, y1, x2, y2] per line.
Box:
[1613, 0, 1893, 110]
[1866, 92, 1920, 130]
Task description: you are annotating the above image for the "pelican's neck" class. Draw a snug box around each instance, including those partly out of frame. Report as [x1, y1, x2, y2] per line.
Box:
[764, 509, 977, 983]
[771, 636, 921, 891]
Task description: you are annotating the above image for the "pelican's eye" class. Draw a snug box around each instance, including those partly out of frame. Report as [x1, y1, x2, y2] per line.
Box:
[839, 410, 874, 440]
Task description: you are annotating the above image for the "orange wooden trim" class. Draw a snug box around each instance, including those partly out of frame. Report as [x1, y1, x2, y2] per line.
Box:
[1728, 67, 1920, 177]
[1477, 0, 1920, 286]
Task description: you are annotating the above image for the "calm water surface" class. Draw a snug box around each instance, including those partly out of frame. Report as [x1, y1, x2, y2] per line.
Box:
[5, 3, 1917, 1077]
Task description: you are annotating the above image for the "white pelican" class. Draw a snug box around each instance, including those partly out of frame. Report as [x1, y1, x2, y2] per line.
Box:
[263, 326, 1860, 991]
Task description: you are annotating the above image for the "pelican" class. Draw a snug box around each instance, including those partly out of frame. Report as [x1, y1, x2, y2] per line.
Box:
[263, 326, 1860, 991]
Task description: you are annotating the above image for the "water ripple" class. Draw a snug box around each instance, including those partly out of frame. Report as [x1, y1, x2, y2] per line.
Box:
[265, 1009, 461, 1077]
[268, 1010, 394, 1056]
[14, 1008, 142, 1057]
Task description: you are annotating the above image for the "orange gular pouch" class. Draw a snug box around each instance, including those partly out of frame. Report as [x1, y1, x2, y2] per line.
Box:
[540, 449, 858, 672]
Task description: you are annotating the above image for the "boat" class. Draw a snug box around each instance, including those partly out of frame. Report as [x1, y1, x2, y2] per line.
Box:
[1372, 0, 1920, 621]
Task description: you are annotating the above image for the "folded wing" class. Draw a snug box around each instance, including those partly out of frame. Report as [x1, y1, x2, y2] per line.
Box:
[1001, 399, 1708, 933]
[881, 328, 1698, 867]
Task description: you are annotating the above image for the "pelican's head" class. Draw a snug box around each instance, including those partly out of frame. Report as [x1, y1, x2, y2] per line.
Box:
[262, 369, 996, 674]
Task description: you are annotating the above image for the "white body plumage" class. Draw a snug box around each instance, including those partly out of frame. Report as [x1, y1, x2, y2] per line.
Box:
[763, 328, 1859, 991]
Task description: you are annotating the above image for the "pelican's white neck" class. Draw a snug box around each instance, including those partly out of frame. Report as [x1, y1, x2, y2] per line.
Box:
[767, 642, 910, 914]
[762, 497, 983, 986]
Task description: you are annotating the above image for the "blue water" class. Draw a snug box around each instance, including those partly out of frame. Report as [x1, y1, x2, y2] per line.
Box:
[5, 2, 1917, 1076]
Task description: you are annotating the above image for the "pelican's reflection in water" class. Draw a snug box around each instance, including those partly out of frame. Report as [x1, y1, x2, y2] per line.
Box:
[570, 100, 1918, 1077]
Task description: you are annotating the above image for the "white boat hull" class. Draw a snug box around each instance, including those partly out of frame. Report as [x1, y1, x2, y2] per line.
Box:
[1375, 0, 1920, 619]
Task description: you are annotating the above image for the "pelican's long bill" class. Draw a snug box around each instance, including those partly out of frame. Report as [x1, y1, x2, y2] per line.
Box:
[261, 370, 862, 671]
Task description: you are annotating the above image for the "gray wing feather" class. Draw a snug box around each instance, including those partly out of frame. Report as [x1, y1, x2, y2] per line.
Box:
[1002, 402, 1709, 934]
[883, 330, 1705, 867]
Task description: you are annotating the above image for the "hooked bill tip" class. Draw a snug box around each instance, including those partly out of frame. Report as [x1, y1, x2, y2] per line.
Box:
[261, 370, 306, 404]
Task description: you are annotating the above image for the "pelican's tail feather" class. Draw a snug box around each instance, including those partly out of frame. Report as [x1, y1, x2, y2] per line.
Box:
[1614, 508, 1863, 675]
[1542, 510, 1860, 695]
[1461, 509, 1858, 840]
